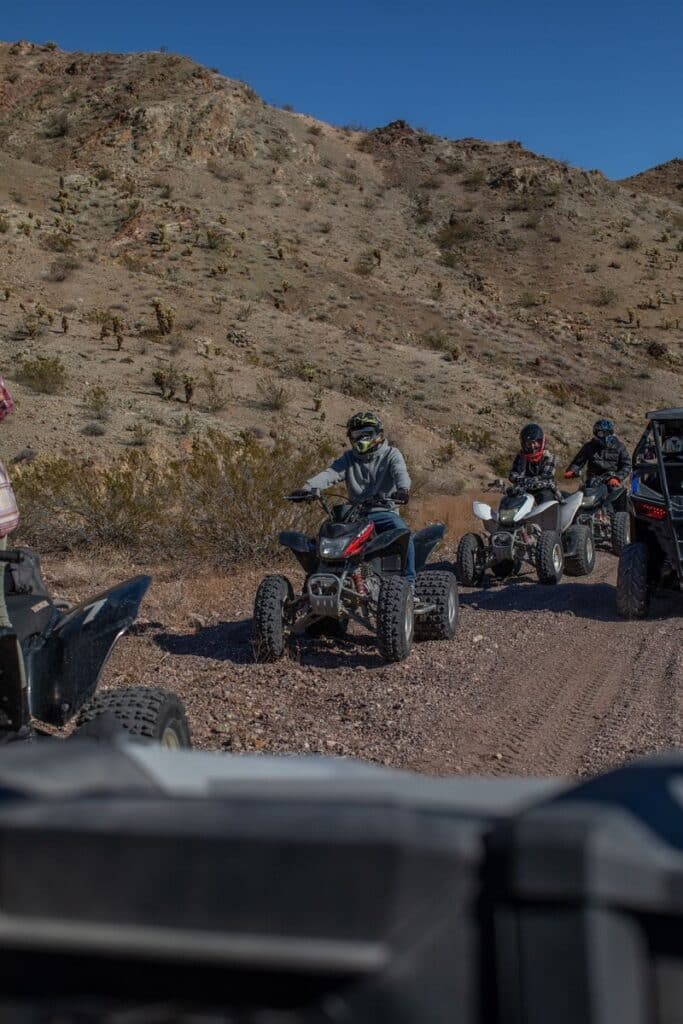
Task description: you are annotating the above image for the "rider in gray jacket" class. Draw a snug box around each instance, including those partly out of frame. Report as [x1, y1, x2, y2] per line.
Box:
[299, 412, 415, 582]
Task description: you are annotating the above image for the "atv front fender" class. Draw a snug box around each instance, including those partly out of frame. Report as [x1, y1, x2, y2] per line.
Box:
[28, 576, 151, 727]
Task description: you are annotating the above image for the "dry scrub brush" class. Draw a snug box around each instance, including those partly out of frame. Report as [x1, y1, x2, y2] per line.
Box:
[14, 432, 334, 563]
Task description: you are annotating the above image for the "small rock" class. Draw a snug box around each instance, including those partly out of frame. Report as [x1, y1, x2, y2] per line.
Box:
[473, 634, 484, 643]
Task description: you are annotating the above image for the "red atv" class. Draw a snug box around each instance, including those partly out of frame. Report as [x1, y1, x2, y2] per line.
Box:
[254, 492, 458, 663]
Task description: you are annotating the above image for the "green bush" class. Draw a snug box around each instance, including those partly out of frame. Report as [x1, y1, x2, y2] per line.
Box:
[14, 433, 334, 563]
[16, 355, 67, 394]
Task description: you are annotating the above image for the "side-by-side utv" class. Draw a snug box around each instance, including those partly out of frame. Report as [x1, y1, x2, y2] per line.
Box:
[617, 409, 683, 618]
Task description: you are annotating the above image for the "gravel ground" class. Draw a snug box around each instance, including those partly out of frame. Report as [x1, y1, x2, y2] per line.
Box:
[46, 548, 683, 778]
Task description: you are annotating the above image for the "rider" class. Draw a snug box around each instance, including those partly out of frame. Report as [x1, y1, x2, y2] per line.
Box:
[295, 411, 415, 584]
[509, 423, 558, 504]
[563, 418, 630, 489]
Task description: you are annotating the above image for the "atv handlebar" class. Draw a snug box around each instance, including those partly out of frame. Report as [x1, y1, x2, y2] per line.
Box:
[285, 491, 406, 520]
[0, 550, 24, 564]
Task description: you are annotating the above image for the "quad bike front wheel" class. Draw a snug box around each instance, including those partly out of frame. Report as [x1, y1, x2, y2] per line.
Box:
[76, 687, 192, 748]
[616, 542, 650, 619]
[536, 530, 564, 584]
[376, 575, 414, 662]
[456, 533, 485, 587]
[564, 524, 596, 577]
[253, 574, 293, 662]
[611, 511, 631, 556]
[414, 571, 459, 641]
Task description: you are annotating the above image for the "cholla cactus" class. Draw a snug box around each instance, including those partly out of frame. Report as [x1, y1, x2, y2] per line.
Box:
[152, 369, 168, 397]
[183, 374, 195, 405]
[61, 314, 68, 333]
[152, 299, 174, 336]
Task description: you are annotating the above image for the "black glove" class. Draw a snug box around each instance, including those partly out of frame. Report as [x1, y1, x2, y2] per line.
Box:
[393, 488, 410, 505]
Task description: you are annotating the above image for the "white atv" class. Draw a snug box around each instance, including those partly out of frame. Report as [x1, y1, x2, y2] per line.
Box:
[456, 479, 594, 586]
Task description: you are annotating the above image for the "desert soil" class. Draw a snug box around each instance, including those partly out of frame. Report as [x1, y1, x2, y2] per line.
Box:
[48, 543, 683, 779]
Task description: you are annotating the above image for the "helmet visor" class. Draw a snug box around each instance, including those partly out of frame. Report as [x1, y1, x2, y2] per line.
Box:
[350, 427, 380, 454]
[594, 428, 612, 440]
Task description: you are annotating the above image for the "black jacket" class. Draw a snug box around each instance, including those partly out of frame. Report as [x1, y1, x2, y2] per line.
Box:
[567, 437, 630, 482]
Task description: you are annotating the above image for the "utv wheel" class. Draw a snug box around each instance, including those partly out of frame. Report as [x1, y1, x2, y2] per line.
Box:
[253, 574, 293, 662]
[616, 542, 650, 619]
[76, 687, 192, 748]
[376, 576, 414, 662]
[611, 511, 631, 556]
[456, 533, 485, 586]
[306, 616, 349, 638]
[414, 571, 459, 641]
[564, 524, 596, 577]
[536, 530, 564, 584]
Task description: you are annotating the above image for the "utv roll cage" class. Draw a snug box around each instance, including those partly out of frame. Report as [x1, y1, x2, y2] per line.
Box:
[631, 408, 683, 579]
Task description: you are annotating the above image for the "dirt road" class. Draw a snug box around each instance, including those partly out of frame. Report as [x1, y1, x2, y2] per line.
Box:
[87, 549, 683, 778]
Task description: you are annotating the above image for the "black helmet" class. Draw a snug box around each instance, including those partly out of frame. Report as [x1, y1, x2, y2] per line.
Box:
[593, 418, 614, 446]
[347, 411, 384, 458]
[520, 423, 545, 462]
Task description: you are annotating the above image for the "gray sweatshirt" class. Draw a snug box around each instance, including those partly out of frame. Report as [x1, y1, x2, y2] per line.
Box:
[304, 441, 411, 508]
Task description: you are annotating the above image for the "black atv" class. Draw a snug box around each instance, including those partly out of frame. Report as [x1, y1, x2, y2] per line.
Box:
[253, 493, 458, 663]
[0, 546, 191, 746]
[574, 471, 630, 555]
[617, 408, 683, 618]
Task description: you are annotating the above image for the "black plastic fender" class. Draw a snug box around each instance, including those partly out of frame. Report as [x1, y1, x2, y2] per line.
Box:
[413, 523, 445, 572]
[363, 526, 410, 560]
[28, 575, 151, 727]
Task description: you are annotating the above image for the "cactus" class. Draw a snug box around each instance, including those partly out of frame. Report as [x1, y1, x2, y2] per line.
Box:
[183, 374, 195, 405]
[61, 314, 68, 333]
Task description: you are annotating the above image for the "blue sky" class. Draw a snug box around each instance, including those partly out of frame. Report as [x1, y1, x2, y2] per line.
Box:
[3, 0, 681, 178]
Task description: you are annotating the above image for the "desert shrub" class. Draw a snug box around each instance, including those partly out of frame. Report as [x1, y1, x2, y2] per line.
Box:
[440, 157, 464, 175]
[436, 219, 476, 248]
[42, 231, 74, 252]
[204, 370, 227, 412]
[45, 255, 81, 281]
[257, 377, 290, 411]
[83, 385, 111, 421]
[0, 214, 9, 233]
[44, 111, 68, 139]
[462, 168, 486, 189]
[517, 291, 541, 308]
[593, 286, 617, 307]
[448, 424, 494, 452]
[353, 250, 378, 276]
[619, 234, 641, 250]
[130, 421, 153, 447]
[13, 433, 334, 563]
[507, 389, 536, 418]
[82, 421, 106, 437]
[17, 355, 67, 394]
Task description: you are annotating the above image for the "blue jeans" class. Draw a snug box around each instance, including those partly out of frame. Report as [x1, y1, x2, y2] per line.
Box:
[368, 510, 416, 583]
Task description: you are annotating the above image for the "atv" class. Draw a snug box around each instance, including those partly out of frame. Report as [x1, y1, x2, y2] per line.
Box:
[617, 408, 683, 619]
[0, 546, 191, 746]
[574, 472, 630, 556]
[253, 492, 458, 663]
[456, 478, 593, 586]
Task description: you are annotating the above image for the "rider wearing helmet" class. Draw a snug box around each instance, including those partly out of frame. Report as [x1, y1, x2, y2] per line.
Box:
[509, 424, 558, 504]
[564, 418, 630, 488]
[297, 412, 415, 583]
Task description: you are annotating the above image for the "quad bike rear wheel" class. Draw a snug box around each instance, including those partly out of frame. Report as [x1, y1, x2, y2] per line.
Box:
[536, 530, 564, 584]
[414, 571, 459, 641]
[76, 687, 191, 748]
[253, 574, 293, 662]
[564, 524, 596, 577]
[616, 542, 650, 619]
[456, 533, 485, 587]
[611, 511, 631, 556]
[376, 575, 414, 662]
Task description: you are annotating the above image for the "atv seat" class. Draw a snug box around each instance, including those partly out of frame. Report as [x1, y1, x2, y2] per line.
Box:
[413, 523, 445, 573]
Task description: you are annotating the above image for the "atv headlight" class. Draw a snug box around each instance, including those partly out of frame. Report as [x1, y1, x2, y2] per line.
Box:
[318, 537, 349, 559]
[498, 509, 516, 525]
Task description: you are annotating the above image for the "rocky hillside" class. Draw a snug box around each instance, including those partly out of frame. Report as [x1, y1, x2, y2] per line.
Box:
[0, 39, 681, 488]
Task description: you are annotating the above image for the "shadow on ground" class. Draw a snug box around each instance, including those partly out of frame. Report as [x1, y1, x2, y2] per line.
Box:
[154, 618, 386, 669]
[460, 578, 681, 623]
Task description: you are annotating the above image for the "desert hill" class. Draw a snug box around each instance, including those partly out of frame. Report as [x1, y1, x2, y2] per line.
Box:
[0, 39, 682, 489]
